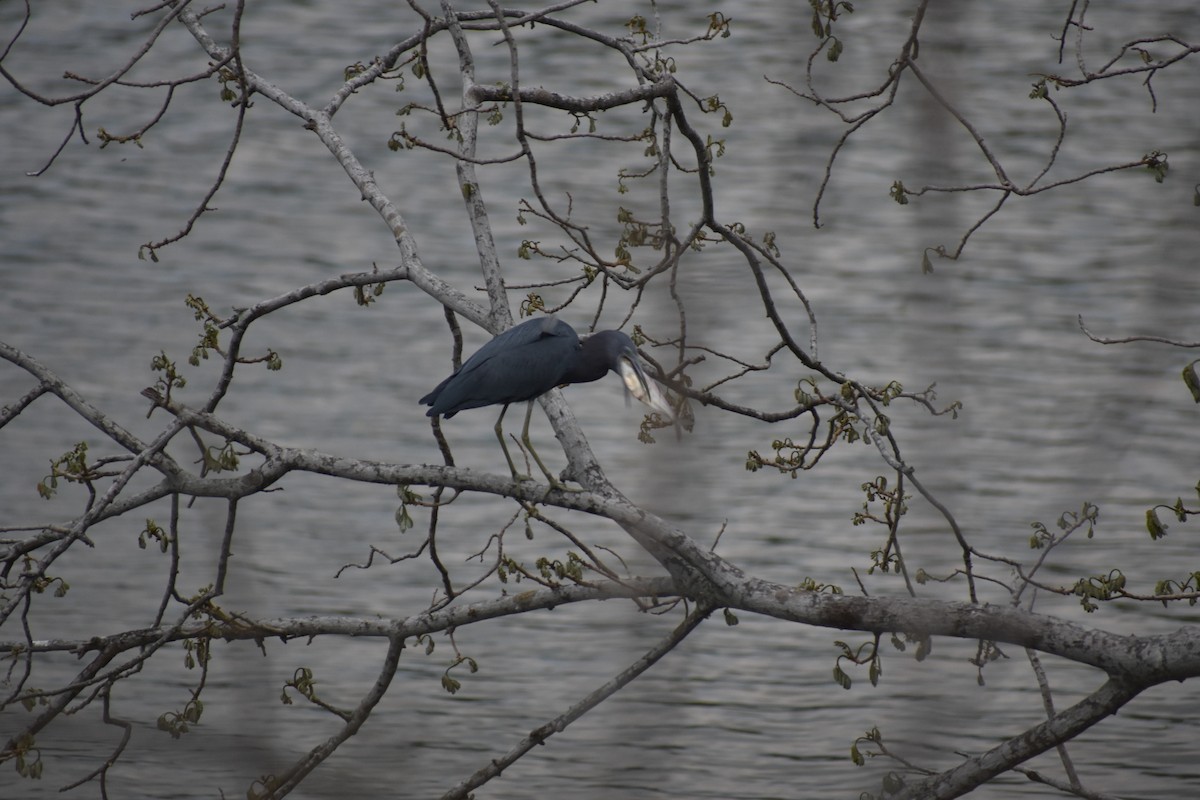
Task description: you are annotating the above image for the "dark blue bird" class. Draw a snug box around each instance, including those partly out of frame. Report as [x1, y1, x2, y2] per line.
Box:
[421, 315, 672, 487]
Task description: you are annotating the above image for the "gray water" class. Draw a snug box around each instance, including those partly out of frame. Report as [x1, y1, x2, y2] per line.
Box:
[3, 2, 1200, 798]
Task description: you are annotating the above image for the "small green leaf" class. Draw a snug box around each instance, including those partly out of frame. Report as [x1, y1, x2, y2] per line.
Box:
[1146, 508, 1168, 540]
[395, 505, 414, 533]
[1144, 151, 1169, 183]
[1182, 361, 1200, 403]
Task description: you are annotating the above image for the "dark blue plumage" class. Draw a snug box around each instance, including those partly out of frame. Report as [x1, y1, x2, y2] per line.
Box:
[421, 315, 672, 486]
[421, 316, 582, 418]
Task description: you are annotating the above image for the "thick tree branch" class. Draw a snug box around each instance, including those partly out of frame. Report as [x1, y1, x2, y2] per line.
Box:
[899, 679, 1140, 800]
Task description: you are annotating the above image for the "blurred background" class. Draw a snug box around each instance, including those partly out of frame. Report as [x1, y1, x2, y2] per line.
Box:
[2, 2, 1199, 798]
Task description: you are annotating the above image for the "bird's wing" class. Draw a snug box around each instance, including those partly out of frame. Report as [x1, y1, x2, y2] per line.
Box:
[422, 317, 579, 416]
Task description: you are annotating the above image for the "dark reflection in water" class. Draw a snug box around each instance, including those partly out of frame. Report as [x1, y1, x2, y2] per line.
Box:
[3, 2, 1200, 798]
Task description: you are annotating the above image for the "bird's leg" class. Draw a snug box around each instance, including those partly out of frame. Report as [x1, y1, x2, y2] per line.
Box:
[518, 401, 556, 486]
[519, 401, 582, 493]
[495, 403, 532, 483]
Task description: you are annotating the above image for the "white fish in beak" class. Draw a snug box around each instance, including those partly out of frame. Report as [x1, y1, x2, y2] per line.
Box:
[619, 354, 675, 420]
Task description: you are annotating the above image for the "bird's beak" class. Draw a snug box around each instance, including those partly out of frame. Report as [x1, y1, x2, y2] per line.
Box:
[618, 355, 675, 420]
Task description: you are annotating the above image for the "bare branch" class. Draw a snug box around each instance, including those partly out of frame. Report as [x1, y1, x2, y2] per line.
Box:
[440, 604, 711, 799]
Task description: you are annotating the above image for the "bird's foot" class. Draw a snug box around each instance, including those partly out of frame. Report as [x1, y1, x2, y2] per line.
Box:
[511, 470, 583, 494]
[523, 472, 583, 491]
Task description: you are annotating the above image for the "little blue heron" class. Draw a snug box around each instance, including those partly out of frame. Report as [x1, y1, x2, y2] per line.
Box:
[420, 315, 673, 487]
